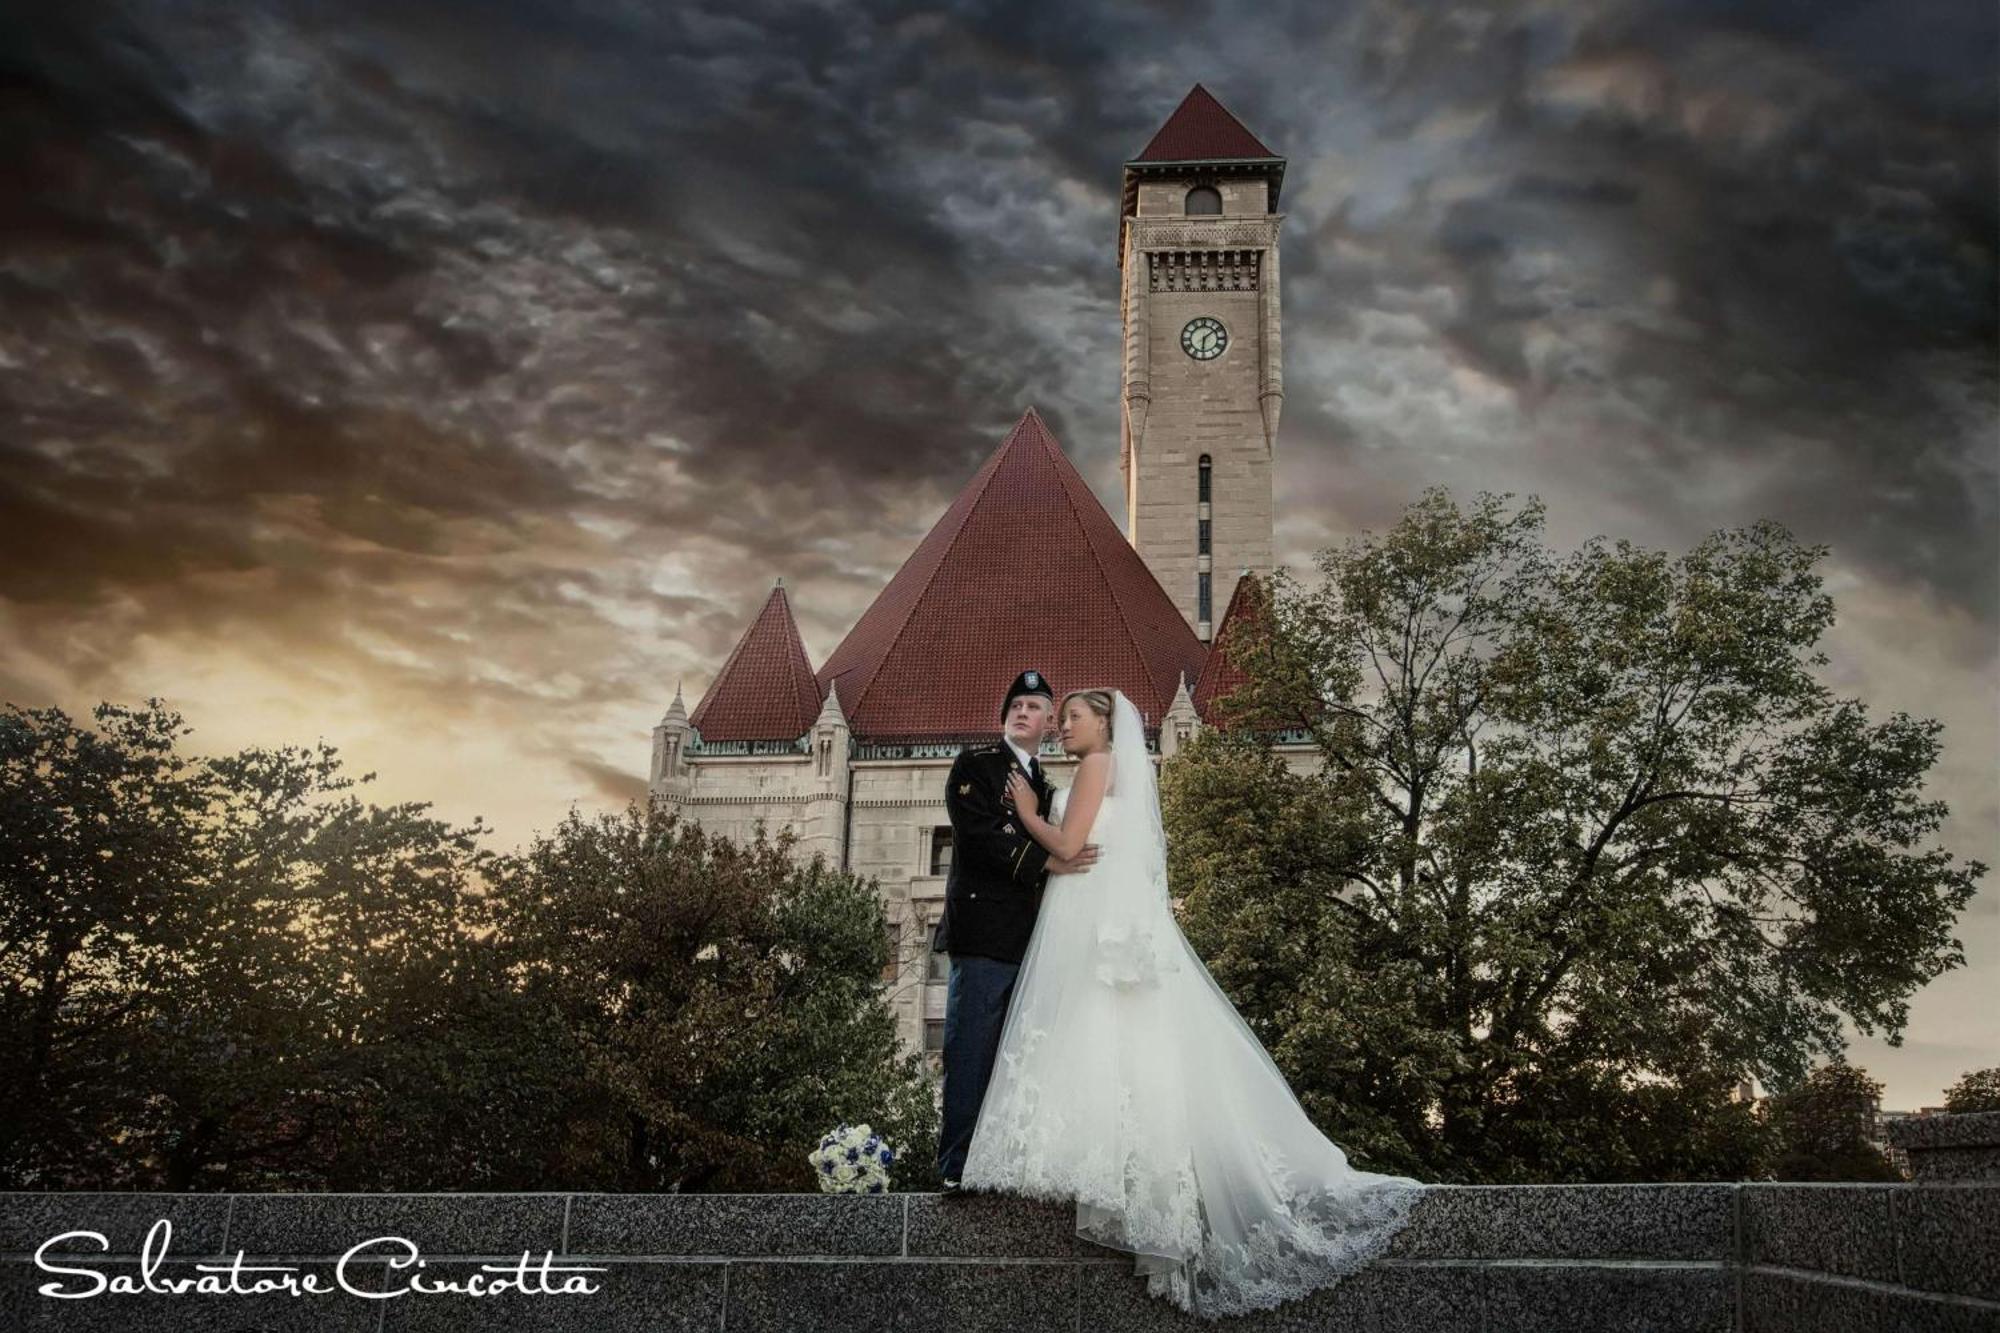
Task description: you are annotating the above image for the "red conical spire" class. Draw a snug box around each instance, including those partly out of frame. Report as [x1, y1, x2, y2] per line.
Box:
[690, 580, 822, 742]
[1132, 84, 1276, 163]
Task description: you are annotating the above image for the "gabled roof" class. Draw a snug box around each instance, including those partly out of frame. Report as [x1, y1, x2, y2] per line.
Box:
[1192, 570, 1271, 727]
[815, 407, 1207, 742]
[690, 581, 822, 742]
[1131, 84, 1277, 163]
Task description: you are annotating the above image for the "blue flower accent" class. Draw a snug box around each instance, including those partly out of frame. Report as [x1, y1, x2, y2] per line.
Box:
[845, 1148, 859, 1161]
[820, 1162, 833, 1173]
[867, 1181, 884, 1193]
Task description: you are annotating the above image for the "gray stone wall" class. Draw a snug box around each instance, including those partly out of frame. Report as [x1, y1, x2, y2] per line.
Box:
[1889, 1109, 2000, 1182]
[4, 1183, 1993, 1330]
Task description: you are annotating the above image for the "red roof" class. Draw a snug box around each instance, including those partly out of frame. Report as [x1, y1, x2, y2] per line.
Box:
[815, 408, 1207, 742]
[1132, 84, 1276, 163]
[690, 582, 822, 742]
[1192, 571, 1272, 727]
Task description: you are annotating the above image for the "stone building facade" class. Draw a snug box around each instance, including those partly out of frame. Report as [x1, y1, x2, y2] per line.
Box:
[649, 87, 1314, 1067]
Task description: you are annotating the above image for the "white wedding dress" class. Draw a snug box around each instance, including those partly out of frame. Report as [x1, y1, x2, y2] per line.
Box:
[958, 690, 1428, 1320]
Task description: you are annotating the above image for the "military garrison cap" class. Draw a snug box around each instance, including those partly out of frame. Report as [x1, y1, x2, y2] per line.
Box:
[1001, 668, 1054, 721]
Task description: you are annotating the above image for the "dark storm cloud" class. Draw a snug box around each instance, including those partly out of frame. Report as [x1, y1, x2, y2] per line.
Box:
[1260, 0, 1994, 633]
[0, 0, 1993, 765]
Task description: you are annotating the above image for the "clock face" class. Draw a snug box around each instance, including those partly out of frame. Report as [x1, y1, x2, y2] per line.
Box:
[1181, 316, 1227, 361]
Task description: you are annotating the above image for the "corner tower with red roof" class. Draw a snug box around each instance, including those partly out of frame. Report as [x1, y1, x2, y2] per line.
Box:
[1120, 84, 1284, 644]
[688, 580, 820, 743]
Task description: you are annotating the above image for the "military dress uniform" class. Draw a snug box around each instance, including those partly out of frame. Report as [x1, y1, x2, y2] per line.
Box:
[933, 670, 1058, 1186]
[929, 740, 1053, 963]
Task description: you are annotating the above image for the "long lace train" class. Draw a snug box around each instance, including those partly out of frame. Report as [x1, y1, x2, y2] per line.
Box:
[959, 765, 1429, 1321]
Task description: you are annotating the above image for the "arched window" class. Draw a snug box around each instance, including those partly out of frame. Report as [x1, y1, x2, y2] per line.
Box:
[1185, 186, 1221, 216]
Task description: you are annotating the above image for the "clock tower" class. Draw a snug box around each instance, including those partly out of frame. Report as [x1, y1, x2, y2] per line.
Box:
[1119, 85, 1284, 641]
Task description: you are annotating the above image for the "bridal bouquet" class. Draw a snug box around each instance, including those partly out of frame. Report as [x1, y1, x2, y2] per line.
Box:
[808, 1122, 897, 1194]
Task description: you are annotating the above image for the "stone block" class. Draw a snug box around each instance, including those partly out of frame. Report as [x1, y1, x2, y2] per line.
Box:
[566, 1193, 902, 1258]
[1742, 1183, 1899, 1282]
[1744, 1269, 2000, 1333]
[1891, 1112, 2000, 1182]
[1898, 1183, 2000, 1301]
[380, 1259, 724, 1333]
[0, 1193, 230, 1258]
[0, 1257, 392, 1332]
[904, 1191, 1080, 1258]
[226, 1192, 566, 1258]
[1486, 1262, 1732, 1332]
[1393, 1183, 1733, 1261]
[1077, 1257, 1476, 1332]
[724, 1259, 1074, 1333]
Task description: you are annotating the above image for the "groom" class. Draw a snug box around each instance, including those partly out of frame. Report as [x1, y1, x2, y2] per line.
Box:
[932, 668, 1099, 1192]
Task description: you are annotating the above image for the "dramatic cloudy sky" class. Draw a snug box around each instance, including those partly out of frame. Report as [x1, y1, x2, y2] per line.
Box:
[3, 1, 1993, 1106]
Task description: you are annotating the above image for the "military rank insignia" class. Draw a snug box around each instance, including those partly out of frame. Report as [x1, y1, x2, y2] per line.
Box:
[958, 783, 971, 795]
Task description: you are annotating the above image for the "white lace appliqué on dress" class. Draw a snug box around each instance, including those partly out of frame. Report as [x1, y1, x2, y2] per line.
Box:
[958, 702, 1429, 1321]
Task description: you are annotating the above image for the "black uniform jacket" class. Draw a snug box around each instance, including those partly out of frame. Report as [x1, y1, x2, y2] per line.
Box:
[929, 740, 1054, 964]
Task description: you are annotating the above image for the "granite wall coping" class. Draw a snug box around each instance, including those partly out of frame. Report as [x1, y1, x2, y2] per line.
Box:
[1888, 1110, 2000, 1186]
[0, 1183, 1990, 1332]
[1886, 1111, 2000, 1154]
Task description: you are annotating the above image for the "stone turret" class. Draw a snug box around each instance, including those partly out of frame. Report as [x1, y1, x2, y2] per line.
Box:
[1161, 670, 1200, 758]
[650, 682, 693, 797]
[800, 683, 852, 863]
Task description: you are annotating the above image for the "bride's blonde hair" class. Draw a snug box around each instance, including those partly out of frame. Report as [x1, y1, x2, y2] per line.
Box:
[1060, 688, 1115, 741]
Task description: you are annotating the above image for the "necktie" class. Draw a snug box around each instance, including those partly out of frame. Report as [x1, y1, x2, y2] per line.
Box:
[1028, 756, 1041, 785]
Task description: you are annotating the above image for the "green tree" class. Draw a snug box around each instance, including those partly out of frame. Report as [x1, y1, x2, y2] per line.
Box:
[1162, 729, 1441, 1177]
[0, 699, 551, 1190]
[0, 699, 210, 1185]
[1942, 1068, 2000, 1113]
[1764, 1060, 1900, 1181]
[1167, 488, 1983, 1182]
[487, 800, 937, 1192]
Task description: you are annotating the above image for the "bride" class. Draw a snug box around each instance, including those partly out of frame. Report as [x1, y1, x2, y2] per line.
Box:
[957, 687, 1429, 1320]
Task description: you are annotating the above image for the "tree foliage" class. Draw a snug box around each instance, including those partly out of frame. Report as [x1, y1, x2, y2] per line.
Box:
[1764, 1061, 1900, 1181]
[0, 699, 931, 1191]
[0, 698, 527, 1188]
[1942, 1067, 2000, 1114]
[1163, 488, 1983, 1182]
[486, 802, 937, 1192]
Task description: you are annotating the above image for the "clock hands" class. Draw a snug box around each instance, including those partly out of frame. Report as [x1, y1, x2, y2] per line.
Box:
[1181, 317, 1227, 360]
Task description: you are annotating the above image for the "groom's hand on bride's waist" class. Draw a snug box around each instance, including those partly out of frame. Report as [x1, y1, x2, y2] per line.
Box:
[1047, 844, 1101, 875]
